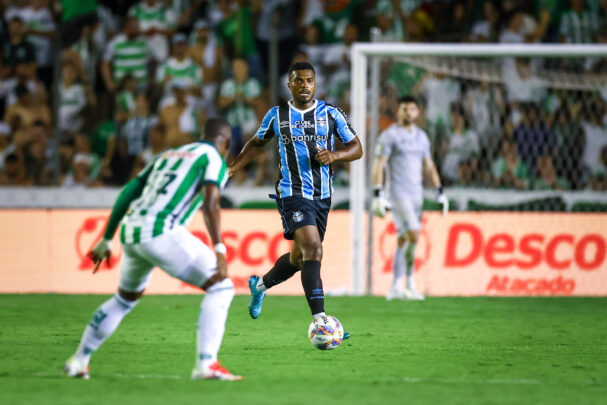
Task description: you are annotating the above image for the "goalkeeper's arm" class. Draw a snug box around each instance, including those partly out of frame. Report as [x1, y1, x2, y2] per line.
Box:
[423, 156, 449, 215]
[371, 156, 389, 218]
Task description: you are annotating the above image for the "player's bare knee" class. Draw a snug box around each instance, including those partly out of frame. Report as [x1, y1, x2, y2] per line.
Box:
[118, 288, 144, 301]
[408, 231, 419, 244]
[397, 236, 407, 247]
[302, 241, 322, 261]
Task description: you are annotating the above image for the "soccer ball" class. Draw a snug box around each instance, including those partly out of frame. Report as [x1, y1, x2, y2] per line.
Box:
[307, 315, 344, 350]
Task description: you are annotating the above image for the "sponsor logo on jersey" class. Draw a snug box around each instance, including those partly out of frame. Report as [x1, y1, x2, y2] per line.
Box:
[292, 120, 315, 129]
[280, 133, 328, 145]
[293, 211, 304, 223]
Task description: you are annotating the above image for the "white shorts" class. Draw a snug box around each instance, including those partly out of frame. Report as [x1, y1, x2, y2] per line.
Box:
[119, 226, 217, 293]
[390, 197, 423, 236]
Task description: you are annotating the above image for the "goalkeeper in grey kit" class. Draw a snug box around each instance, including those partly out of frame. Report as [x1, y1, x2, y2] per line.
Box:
[371, 96, 448, 300]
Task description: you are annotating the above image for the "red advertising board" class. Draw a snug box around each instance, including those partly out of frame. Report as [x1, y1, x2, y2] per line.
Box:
[371, 213, 607, 296]
[0, 210, 605, 296]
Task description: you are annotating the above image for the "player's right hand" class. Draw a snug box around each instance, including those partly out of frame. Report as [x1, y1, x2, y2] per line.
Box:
[372, 197, 387, 218]
[204, 254, 228, 289]
[89, 238, 111, 274]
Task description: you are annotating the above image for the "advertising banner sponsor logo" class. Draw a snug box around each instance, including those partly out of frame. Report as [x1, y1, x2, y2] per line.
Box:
[0, 210, 351, 295]
[372, 213, 607, 296]
[0, 210, 605, 296]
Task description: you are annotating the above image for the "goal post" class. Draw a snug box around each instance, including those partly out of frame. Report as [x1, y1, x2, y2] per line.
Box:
[349, 43, 607, 296]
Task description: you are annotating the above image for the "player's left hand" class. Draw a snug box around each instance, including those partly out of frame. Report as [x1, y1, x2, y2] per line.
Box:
[436, 188, 449, 216]
[89, 238, 111, 274]
[315, 146, 336, 165]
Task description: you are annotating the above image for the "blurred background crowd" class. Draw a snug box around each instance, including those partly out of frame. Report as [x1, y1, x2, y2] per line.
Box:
[0, 0, 605, 192]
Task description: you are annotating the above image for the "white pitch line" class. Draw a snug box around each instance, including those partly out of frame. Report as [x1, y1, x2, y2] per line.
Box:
[33, 372, 184, 380]
[398, 376, 540, 385]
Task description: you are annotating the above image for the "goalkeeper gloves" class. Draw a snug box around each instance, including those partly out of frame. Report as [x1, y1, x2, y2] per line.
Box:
[371, 187, 389, 218]
[435, 186, 449, 216]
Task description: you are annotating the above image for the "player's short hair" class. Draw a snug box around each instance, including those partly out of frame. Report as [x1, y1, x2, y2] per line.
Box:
[203, 117, 230, 140]
[397, 95, 418, 106]
[288, 62, 315, 77]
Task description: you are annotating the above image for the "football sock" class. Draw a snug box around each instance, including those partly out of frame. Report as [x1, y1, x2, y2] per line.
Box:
[261, 253, 300, 290]
[301, 260, 324, 315]
[197, 278, 234, 369]
[392, 244, 406, 289]
[74, 293, 138, 366]
[405, 242, 417, 289]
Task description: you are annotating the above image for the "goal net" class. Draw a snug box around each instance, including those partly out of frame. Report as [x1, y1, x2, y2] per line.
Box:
[349, 44, 607, 296]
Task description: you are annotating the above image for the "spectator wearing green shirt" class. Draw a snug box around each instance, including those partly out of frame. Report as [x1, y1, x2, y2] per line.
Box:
[531, 154, 570, 191]
[128, 0, 177, 63]
[101, 17, 150, 94]
[156, 33, 203, 109]
[60, 0, 98, 47]
[492, 140, 530, 190]
[218, 58, 262, 140]
[218, 57, 266, 185]
[216, 1, 263, 82]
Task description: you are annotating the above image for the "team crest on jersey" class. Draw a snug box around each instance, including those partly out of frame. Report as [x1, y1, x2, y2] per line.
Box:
[293, 211, 304, 223]
[292, 120, 315, 129]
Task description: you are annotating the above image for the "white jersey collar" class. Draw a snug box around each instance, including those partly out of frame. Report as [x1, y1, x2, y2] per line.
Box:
[288, 99, 317, 114]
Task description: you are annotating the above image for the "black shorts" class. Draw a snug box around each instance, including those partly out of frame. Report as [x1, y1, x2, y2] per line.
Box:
[276, 196, 331, 241]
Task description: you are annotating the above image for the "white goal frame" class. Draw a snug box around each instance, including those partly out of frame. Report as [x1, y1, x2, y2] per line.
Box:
[349, 43, 607, 295]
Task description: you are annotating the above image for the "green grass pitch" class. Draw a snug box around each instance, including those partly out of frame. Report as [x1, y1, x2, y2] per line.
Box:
[1, 294, 606, 404]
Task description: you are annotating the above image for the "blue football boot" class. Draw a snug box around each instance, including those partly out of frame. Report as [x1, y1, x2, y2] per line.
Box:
[248, 275, 266, 319]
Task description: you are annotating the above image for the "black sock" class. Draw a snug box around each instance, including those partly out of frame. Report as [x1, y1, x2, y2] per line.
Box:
[262, 253, 300, 289]
[301, 260, 324, 315]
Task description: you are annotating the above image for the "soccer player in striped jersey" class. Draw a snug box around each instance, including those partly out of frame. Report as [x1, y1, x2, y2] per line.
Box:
[371, 96, 449, 301]
[63, 118, 243, 381]
[230, 62, 363, 328]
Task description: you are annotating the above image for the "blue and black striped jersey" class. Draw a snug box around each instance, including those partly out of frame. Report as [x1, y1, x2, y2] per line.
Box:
[256, 99, 357, 200]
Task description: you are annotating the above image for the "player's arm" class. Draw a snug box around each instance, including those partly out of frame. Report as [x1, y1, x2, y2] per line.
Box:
[201, 183, 227, 289]
[229, 107, 275, 175]
[372, 155, 389, 189]
[89, 165, 153, 272]
[229, 136, 269, 175]
[315, 136, 362, 164]
[371, 154, 390, 218]
[316, 106, 363, 165]
[423, 156, 449, 215]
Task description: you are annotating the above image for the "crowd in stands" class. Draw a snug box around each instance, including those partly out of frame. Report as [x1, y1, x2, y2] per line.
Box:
[0, 0, 605, 192]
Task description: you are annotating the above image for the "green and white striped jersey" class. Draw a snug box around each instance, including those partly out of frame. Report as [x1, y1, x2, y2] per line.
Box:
[155, 57, 203, 93]
[103, 34, 150, 83]
[128, 2, 176, 31]
[120, 141, 228, 244]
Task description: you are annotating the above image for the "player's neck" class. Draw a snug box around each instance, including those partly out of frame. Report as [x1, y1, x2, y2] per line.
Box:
[399, 122, 415, 131]
[292, 99, 315, 110]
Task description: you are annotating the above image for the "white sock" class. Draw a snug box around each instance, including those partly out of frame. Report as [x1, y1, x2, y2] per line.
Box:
[74, 293, 138, 366]
[392, 244, 406, 290]
[197, 278, 234, 369]
[405, 242, 417, 290]
[406, 274, 416, 290]
[256, 278, 267, 293]
[313, 312, 326, 319]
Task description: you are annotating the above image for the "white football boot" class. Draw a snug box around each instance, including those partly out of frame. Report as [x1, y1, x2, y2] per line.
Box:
[404, 286, 425, 301]
[62, 356, 90, 379]
[191, 361, 243, 381]
[386, 286, 405, 301]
